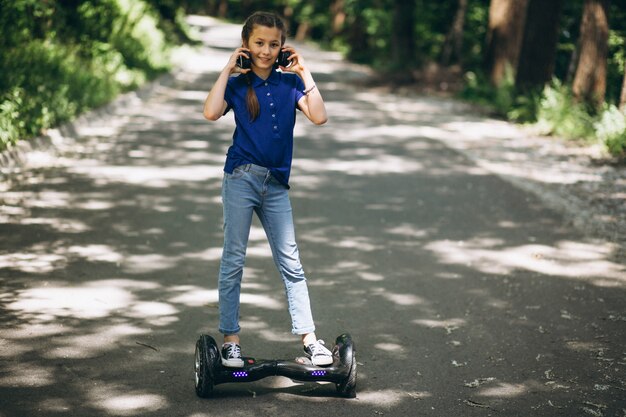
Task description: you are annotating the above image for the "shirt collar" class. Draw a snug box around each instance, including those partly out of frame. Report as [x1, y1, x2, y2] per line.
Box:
[250, 69, 281, 87]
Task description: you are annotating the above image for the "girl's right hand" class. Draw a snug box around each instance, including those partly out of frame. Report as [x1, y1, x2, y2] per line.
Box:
[226, 47, 251, 74]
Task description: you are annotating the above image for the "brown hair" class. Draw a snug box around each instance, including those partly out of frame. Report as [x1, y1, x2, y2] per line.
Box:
[241, 12, 287, 121]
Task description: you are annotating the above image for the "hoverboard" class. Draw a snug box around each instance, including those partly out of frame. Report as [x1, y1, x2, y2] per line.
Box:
[194, 333, 357, 398]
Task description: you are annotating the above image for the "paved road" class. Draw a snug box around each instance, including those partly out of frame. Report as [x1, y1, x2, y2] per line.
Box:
[1, 16, 625, 417]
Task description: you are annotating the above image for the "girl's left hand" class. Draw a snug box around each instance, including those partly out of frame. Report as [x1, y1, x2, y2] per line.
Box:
[279, 45, 305, 74]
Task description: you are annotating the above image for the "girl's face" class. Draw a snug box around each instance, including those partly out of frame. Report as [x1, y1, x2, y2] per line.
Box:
[244, 25, 283, 73]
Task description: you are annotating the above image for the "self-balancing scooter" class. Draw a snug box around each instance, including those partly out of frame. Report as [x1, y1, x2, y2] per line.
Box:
[194, 333, 357, 398]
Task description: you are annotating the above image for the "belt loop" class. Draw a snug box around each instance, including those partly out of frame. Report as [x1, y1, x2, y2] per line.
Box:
[244, 164, 251, 172]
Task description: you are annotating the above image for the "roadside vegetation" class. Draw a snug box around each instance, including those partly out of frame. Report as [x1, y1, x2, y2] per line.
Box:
[191, 0, 625, 158]
[2, 0, 625, 159]
[0, 0, 193, 151]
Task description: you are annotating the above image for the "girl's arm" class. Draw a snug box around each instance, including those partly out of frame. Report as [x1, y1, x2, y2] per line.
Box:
[281, 47, 328, 125]
[203, 48, 250, 121]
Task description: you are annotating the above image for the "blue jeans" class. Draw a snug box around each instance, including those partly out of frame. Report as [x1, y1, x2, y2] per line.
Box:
[218, 164, 316, 336]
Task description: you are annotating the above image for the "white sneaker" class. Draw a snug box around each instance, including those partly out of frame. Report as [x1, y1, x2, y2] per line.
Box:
[221, 342, 244, 368]
[304, 340, 333, 366]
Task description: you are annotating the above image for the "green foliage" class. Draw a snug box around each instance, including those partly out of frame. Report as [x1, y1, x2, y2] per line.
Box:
[595, 105, 626, 156]
[462, 74, 626, 157]
[607, 31, 626, 104]
[461, 67, 539, 123]
[464, 65, 531, 122]
[463, 1, 490, 69]
[461, 71, 492, 104]
[0, 39, 121, 149]
[492, 66, 517, 118]
[114, 0, 172, 76]
[535, 79, 626, 157]
[506, 92, 541, 124]
[0, 0, 186, 151]
[536, 80, 596, 140]
[0, 89, 24, 148]
[2, 0, 623, 157]
[353, 5, 392, 66]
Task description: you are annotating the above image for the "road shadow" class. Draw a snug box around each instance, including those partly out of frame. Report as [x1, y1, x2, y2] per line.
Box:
[1, 15, 625, 417]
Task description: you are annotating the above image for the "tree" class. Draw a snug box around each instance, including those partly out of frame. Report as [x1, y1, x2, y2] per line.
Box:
[572, 0, 610, 107]
[515, 0, 564, 91]
[204, 0, 228, 18]
[484, 0, 529, 86]
[391, 0, 417, 69]
[345, 8, 370, 64]
[619, 61, 626, 113]
[330, 0, 346, 37]
[441, 0, 468, 66]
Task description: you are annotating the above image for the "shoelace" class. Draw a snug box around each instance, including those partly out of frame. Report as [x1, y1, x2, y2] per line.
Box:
[309, 340, 329, 357]
[224, 343, 241, 359]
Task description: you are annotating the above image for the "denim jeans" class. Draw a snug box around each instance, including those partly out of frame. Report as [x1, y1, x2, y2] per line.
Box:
[218, 164, 316, 336]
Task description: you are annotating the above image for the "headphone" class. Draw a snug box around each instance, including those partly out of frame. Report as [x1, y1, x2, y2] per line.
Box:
[237, 50, 292, 69]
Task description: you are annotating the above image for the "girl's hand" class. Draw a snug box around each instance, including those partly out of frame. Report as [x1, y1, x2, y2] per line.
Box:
[226, 47, 251, 74]
[279, 45, 306, 75]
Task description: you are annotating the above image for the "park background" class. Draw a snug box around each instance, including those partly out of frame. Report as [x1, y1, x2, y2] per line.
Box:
[1, 0, 625, 159]
[1, 2, 626, 415]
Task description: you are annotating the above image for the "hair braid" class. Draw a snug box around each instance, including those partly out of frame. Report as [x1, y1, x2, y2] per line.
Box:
[244, 73, 260, 122]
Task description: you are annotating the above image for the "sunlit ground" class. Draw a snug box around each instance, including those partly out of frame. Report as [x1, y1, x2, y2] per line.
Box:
[1, 15, 625, 417]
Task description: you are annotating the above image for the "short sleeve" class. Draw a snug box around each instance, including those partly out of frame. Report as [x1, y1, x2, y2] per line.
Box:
[294, 76, 306, 110]
[223, 78, 235, 115]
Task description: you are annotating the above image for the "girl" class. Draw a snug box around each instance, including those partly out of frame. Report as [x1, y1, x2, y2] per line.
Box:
[203, 11, 332, 367]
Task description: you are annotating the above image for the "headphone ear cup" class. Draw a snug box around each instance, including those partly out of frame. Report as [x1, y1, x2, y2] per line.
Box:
[276, 50, 291, 68]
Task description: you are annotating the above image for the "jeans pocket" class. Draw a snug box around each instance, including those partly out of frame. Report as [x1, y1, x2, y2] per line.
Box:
[226, 167, 245, 180]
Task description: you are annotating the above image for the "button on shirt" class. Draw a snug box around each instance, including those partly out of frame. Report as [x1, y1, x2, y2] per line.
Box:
[223, 70, 305, 187]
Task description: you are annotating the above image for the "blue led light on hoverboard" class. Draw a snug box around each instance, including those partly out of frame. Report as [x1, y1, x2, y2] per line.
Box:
[310, 370, 327, 377]
[232, 371, 248, 378]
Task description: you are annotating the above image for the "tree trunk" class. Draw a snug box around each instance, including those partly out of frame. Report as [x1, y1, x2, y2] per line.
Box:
[484, 0, 529, 86]
[391, 0, 416, 69]
[282, 5, 296, 36]
[217, 0, 227, 18]
[346, 13, 369, 63]
[565, 42, 579, 83]
[572, 0, 609, 108]
[331, 0, 346, 36]
[441, 0, 468, 66]
[516, 0, 564, 91]
[295, 21, 310, 42]
[619, 61, 626, 113]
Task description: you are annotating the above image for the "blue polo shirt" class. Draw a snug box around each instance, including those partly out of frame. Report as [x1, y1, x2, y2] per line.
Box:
[223, 70, 305, 187]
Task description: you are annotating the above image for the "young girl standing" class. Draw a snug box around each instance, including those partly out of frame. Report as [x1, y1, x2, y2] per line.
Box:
[203, 12, 332, 367]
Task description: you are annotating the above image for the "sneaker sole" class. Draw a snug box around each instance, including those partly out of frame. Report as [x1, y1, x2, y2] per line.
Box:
[311, 357, 333, 366]
[221, 357, 244, 368]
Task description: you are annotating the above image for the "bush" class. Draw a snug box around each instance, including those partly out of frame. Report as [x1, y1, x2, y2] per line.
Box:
[0, 40, 122, 149]
[460, 74, 626, 158]
[595, 105, 626, 156]
[113, 0, 172, 77]
[0, 0, 181, 151]
[460, 70, 494, 107]
[536, 79, 596, 140]
[0, 89, 24, 148]
[461, 67, 539, 123]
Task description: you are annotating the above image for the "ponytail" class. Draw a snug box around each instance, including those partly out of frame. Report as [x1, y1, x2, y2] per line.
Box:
[245, 73, 260, 121]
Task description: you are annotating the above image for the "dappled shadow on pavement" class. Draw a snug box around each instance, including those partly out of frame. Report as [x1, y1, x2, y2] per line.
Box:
[1, 16, 625, 417]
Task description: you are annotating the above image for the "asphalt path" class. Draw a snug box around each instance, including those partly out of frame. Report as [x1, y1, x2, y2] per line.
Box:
[1, 16, 625, 417]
